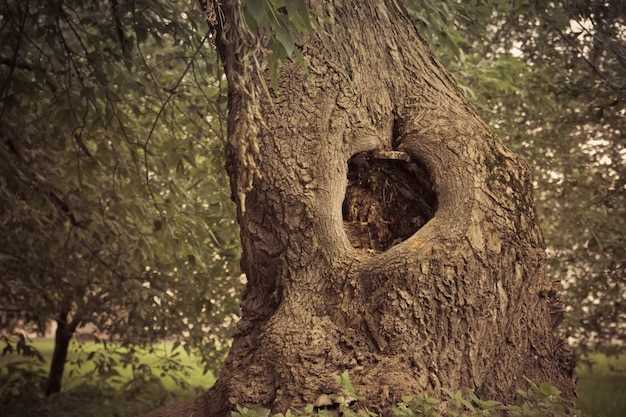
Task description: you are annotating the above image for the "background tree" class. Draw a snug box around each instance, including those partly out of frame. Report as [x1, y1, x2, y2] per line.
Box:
[0, 0, 241, 396]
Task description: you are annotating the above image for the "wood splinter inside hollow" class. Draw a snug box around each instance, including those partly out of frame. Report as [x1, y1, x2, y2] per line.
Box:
[342, 150, 438, 252]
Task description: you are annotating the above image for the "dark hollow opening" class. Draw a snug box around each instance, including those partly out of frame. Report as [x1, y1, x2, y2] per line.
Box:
[342, 151, 438, 252]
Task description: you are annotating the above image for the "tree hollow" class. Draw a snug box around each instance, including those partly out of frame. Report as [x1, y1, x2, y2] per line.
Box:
[342, 150, 437, 252]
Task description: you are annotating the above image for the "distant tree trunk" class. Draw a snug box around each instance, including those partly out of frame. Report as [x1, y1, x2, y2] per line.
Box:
[45, 311, 76, 396]
[148, 1, 575, 416]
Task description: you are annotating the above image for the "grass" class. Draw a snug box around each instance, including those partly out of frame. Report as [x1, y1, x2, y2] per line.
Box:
[576, 353, 626, 417]
[1, 338, 215, 390]
[28, 339, 213, 391]
[1, 339, 625, 417]
[0, 338, 215, 417]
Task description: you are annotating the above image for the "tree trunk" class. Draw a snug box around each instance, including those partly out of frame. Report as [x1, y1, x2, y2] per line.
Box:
[45, 311, 75, 396]
[149, 1, 575, 415]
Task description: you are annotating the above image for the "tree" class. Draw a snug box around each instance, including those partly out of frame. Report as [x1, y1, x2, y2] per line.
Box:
[0, 0, 241, 396]
[436, 0, 625, 354]
[482, 0, 626, 356]
[310, 0, 625, 357]
[149, 1, 576, 416]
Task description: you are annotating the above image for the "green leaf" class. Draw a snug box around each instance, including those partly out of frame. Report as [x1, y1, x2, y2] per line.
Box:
[285, 0, 312, 32]
[272, 17, 296, 58]
[269, 39, 287, 88]
[244, 0, 270, 30]
[337, 370, 355, 396]
[537, 382, 561, 397]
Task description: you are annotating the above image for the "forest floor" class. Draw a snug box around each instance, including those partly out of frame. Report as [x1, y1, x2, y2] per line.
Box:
[0, 340, 625, 417]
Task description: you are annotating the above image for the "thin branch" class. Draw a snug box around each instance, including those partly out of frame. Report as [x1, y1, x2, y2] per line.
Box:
[142, 31, 211, 213]
[0, 2, 28, 122]
[548, 19, 624, 98]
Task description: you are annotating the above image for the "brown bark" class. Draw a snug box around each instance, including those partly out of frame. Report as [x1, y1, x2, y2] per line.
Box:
[45, 311, 76, 396]
[148, 1, 575, 416]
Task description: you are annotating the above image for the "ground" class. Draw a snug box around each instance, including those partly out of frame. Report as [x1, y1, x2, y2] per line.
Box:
[576, 352, 626, 417]
[0, 339, 214, 417]
[0, 340, 624, 417]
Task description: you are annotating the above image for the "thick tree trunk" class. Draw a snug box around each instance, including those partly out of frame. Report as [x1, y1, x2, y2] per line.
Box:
[45, 312, 75, 396]
[149, 1, 575, 416]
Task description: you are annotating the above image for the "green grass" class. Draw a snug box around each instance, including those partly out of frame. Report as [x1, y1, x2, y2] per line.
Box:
[2, 338, 215, 390]
[576, 353, 626, 417]
[1, 339, 215, 392]
[2, 340, 625, 417]
[0, 338, 215, 417]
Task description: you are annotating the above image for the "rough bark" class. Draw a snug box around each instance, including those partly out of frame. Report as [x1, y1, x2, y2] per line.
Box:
[45, 312, 76, 396]
[148, 1, 575, 416]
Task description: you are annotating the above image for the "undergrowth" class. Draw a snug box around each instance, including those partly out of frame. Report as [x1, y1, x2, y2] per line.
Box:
[233, 371, 577, 417]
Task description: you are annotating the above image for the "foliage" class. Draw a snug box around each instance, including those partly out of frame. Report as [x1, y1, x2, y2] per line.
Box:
[0, 0, 241, 390]
[231, 372, 577, 417]
[0, 382, 165, 417]
[0, 338, 214, 407]
[1, 333, 45, 363]
[242, 0, 312, 71]
[0, 361, 48, 403]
